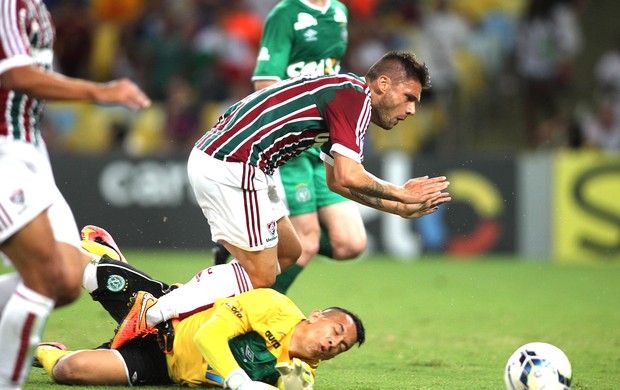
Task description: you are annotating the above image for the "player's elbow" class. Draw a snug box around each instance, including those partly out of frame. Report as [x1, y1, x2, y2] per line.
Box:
[325, 175, 338, 192]
[325, 171, 350, 194]
[325, 174, 347, 195]
[0, 69, 22, 91]
[330, 172, 359, 193]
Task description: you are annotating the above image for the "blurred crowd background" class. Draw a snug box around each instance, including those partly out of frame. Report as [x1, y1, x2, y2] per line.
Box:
[41, 0, 620, 157]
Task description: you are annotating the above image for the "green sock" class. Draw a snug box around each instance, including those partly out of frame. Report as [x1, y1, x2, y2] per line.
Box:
[318, 225, 333, 258]
[272, 264, 304, 294]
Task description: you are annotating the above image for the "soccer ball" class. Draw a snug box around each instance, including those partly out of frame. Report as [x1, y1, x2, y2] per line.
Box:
[504, 342, 572, 390]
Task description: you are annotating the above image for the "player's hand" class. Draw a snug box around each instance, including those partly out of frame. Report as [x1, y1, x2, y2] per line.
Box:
[225, 368, 278, 390]
[401, 176, 450, 204]
[398, 191, 452, 219]
[276, 358, 314, 390]
[96, 78, 151, 111]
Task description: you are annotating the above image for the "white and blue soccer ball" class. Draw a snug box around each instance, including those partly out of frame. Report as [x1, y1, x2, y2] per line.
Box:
[504, 342, 572, 390]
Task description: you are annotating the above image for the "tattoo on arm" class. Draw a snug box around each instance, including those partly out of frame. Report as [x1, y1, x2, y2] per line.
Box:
[350, 190, 384, 208]
[349, 182, 398, 212]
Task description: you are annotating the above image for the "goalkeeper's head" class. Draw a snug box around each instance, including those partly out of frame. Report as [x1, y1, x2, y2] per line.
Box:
[323, 307, 365, 348]
[291, 306, 365, 362]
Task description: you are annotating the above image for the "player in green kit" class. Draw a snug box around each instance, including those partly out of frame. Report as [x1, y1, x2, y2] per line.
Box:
[213, 0, 367, 295]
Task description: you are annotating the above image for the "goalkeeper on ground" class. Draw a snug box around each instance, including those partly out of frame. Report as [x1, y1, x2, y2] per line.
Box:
[34, 237, 365, 389]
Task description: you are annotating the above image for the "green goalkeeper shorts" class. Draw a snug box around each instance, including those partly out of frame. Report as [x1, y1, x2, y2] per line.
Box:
[278, 147, 348, 216]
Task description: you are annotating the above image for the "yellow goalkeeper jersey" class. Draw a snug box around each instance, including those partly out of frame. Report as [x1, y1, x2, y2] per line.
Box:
[166, 288, 311, 387]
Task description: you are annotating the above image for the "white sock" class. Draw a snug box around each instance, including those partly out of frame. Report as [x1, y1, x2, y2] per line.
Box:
[0, 273, 21, 312]
[81, 261, 99, 293]
[0, 283, 54, 389]
[146, 260, 253, 325]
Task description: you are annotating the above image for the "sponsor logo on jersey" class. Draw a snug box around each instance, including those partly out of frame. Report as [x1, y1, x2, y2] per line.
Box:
[225, 302, 244, 318]
[243, 344, 256, 362]
[286, 60, 340, 78]
[130, 371, 139, 385]
[106, 275, 127, 292]
[303, 29, 318, 42]
[294, 13, 318, 30]
[310, 132, 330, 147]
[265, 330, 281, 348]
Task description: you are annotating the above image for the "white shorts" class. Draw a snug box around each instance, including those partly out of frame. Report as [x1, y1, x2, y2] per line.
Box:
[187, 148, 288, 251]
[0, 141, 80, 265]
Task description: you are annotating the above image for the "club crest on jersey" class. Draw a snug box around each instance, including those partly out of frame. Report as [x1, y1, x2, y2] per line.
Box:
[268, 221, 277, 238]
[294, 13, 317, 30]
[295, 184, 312, 204]
[106, 275, 126, 293]
[10, 189, 25, 205]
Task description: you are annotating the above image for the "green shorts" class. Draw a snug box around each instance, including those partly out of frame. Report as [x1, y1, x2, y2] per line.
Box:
[278, 148, 348, 216]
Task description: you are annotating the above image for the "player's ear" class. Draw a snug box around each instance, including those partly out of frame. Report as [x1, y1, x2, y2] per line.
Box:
[378, 75, 390, 93]
[307, 310, 323, 323]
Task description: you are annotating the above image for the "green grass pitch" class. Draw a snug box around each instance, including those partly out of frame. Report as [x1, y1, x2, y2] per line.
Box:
[14, 251, 620, 389]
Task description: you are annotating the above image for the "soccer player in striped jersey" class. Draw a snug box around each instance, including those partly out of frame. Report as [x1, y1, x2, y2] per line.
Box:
[0, 0, 150, 388]
[212, 0, 368, 296]
[111, 51, 451, 352]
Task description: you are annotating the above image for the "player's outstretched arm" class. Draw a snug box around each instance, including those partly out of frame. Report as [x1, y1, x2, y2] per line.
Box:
[0, 65, 150, 111]
[325, 154, 450, 217]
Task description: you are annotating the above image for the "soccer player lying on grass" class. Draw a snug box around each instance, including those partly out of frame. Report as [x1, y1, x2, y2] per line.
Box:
[34, 229, 365, 389]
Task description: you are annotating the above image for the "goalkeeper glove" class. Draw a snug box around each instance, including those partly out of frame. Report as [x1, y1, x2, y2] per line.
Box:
[225, 368, 278, 390]
[276, 358, 314, 390]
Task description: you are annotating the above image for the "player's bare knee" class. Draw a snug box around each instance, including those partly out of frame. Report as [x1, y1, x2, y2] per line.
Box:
[251, 273, 277, 288]
[51, 271, 82, 306]
[301, 240, 319, 259]
[53, 281, 81, 306]
[53, 356, 86, 384]
[331, 236, 366, 260]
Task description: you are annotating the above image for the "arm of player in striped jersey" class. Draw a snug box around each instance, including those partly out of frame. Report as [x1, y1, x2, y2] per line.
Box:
[324, 153, 451, 218]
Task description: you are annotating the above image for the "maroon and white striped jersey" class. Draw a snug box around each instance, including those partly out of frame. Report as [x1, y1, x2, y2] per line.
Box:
[195, 73, 371, 175]
[0, 0, 54, 146]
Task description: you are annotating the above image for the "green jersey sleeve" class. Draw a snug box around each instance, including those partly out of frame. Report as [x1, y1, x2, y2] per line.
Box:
[253, 5, 295, 82]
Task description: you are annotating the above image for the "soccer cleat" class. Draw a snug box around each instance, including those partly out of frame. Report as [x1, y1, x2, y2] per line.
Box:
[32, 342, 67, 368]
[212, 241, 231, 265]
[81, 240, 121, 262]
[81, 225, 127, 263]
[110, 291, 158, 349]
[156, 319, 177, 354]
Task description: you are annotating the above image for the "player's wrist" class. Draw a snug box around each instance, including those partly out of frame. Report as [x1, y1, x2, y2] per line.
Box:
[225, 368, 251, 389]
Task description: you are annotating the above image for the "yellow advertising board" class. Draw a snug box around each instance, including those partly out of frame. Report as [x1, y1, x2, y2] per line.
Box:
[554, 150, 620, 261]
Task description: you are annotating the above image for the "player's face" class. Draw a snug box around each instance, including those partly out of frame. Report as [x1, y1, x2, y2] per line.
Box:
[371, 77, 422, 130]
[303, 310, 358, 361]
